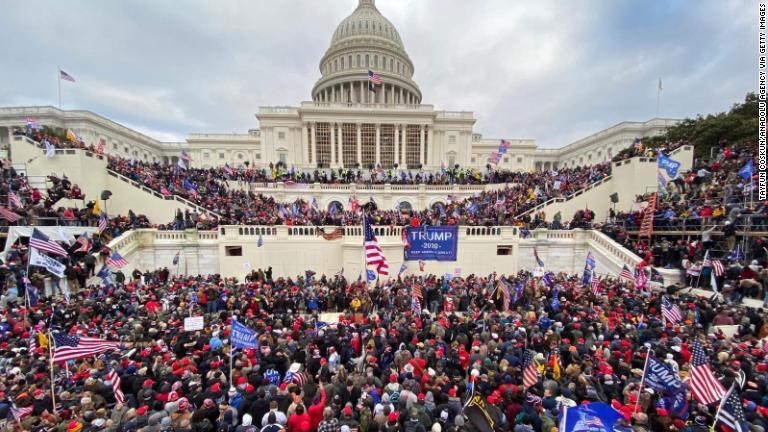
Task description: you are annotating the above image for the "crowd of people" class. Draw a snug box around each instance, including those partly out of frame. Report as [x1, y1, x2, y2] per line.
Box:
[599, 141, 764, 301]
[0, 262, 766, 431]
[107, 156, 610, 228]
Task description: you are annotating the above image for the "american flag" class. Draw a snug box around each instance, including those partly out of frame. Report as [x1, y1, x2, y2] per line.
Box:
[30, 228, 68, 257]
[0, 206, 20, 222]
[690, 341, 726, 405]
[634, 267, 647, 289]
[712, 260, 725, 277]
[96, 138, 105, 155]
[59, 70, 75, 82]
[590, 277, 602, 296]
[498, 279, 511, 311]
[522, 350, 539, 388]
[411, 295, 421, 314]
[368, 70, 382, 86]
[106, 251, 128, 269]
[661, 296, 682, 324]
[105, 363, 125, 404]
[283, 370, 307, 387]
[10, 404, 33, 421]
[619, 264, 634, 281]
[412, 284, 423, 299]
[715, 384, 749, 432]
[534, 248, 545, 268]
[51, 332, 120, 363]
[74, 234, 91, 253]
[8, 190, 22, 209]
[29, 332, 38, 351]
[98, 213, 108, 233]
[364, 216, 389, 275]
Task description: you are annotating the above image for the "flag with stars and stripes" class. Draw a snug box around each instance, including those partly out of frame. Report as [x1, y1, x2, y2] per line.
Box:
[498, 279, 511, 312]
[368, 70, 382, 91]
[533, 248, 545, 268]
[30, 228, 68, 257]
[590, 277, 602, 296]
[661, 296, 682, 324]
[522, 350, 539, 388]
[51, 332, 120, 363]
[106, 251, 128, 269]
[105, 363, 124, 404]
[9, 404, 33, 421]
[98, 212, 108, 233]
[619, 264, 633, 282]
[712, 260, 725, 277]
[8, 190, 22, 209]
[690, 341, 726, 405]
[715, 383, 749, 432]
[363, 216, 389, 275]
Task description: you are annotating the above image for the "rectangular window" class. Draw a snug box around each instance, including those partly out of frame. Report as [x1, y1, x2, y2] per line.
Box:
[203, 152, 210, 159]
[503, 157, 509, 163]
[448, 156, 455, 167]
[380, 124, 395, 168]
[406, 125, 420, 168]
[448, 135, 456, 144]
[255, 154, 261, 160]
[219, 153, 225, 159]
[517, 157, 523, 163]
[225, 246, 242, 256]
[361, 123, 376, 168]
[278, 131, 286, 140]
[315, 123, 331, 168]
[342, 123, 357, 167]
[497, 246, 513, 256]
[279, 153, 286, 164]
[307, 126, 313, 164]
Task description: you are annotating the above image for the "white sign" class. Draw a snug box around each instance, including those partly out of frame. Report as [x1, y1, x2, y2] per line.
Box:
[184, 316, 204, 331]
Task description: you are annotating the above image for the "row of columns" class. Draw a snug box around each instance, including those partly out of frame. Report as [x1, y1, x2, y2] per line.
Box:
[316, 81, 419, 105]
[302, 122, 429, 168]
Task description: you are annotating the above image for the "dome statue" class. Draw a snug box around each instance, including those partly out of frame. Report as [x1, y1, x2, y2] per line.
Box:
[312, 0, 422, 105]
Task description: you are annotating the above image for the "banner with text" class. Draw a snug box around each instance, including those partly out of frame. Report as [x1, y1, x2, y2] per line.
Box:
[404, 226, 458, 261]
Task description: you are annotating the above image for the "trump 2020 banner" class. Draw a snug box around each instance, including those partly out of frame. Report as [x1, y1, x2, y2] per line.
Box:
[404, 225, 458, 261]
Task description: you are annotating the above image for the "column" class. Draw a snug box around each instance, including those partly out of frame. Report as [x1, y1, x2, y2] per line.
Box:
[310, 122, 317, 167]
[360, 81, 364, 104]
[375, 124, 381, 167]
[338, 123, 344, 167]
[400, 88, 404, 104]
[419, 125, 425, 167]
[400, 124, 407, 167]
[330, 123, 337, 166]
[356, 123, 362, 168]
[391, 84, 395, 105]
[301, 123, 309, 165]
[394, 123, 400, 167]
[425, 126, 432, 167]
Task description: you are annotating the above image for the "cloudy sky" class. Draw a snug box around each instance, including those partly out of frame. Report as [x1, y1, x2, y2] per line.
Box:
[0, 0, 756, 147]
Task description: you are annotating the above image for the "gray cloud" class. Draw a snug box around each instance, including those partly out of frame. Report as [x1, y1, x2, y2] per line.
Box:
[0, 0, 756, 148]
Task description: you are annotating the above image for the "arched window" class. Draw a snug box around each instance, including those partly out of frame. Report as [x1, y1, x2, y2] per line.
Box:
[365, 55, 369, 67]
[348, 55, 352, 68]
[341, 57, 344, 69]
[357, 55, 360, 67]
[390, 58, 394, 71]
[334, 59, 338, 71]
[374, 55, 378, 68]
[328, 201, 344, 213]
[396, 201, 412, 212]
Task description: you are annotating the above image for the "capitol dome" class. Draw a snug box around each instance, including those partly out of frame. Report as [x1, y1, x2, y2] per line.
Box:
[312, 0, 422, 105]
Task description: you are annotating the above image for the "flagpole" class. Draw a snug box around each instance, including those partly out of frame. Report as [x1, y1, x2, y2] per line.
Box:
[634, 347, 651, 415]
[656, 78, 662, 118]
[712, 383, 732, 430]
[47, 331, 57, 413]
[57, 68, 62, 109]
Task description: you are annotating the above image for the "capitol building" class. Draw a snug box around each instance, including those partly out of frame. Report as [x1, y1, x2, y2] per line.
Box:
[0, 0, 678, 172]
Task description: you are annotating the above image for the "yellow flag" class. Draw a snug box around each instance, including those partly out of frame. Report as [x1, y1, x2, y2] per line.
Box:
[36, 332, 49, 349]
[92, 199, 101, 216]
[551, 354, 561, 380]
[66, 129, 77, 143]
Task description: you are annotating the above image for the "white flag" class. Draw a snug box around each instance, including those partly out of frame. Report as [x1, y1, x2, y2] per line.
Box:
[29, 248, 66, 277]
[711, 270, 719, 293]
[45, 142, 56, 158]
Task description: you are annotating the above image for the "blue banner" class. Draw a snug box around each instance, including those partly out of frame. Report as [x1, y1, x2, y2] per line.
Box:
[643, 355, 684, 394]
[657, 154, 681, 178]
[231, 319, 259, 349]
[404, 226, 459, 261]
[560, 402, 628, 432]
